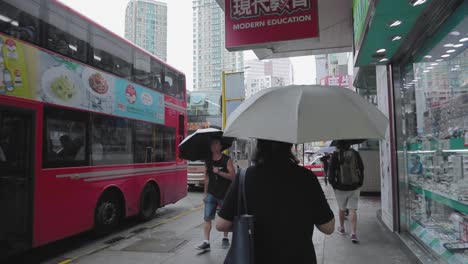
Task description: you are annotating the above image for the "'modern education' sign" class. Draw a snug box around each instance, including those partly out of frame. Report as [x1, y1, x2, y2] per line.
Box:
[225, 0, 319, 51]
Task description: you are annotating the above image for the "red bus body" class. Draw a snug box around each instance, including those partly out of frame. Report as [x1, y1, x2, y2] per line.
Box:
[0, 0, 187, 255]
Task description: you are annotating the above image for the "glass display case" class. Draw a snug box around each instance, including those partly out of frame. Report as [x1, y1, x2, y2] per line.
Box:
[396, 16, 468, 263]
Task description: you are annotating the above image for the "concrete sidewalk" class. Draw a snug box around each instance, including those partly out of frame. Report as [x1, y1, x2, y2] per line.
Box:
[318, 181, 415, 264]
[67, 180, 416, 264]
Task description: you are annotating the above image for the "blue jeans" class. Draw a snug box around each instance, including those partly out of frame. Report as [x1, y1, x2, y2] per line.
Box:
[204, 193, 224, 221]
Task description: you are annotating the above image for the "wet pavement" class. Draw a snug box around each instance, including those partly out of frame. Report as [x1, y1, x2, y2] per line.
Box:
[15, 180, 418, 264]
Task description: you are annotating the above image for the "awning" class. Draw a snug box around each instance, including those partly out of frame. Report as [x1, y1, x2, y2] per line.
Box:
[353, 0, 464, 67]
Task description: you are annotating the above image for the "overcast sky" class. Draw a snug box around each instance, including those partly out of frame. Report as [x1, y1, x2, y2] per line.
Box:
[59, 0, 316, 90]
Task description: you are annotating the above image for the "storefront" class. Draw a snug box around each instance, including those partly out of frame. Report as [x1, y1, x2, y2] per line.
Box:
[354, 0, 467, 263]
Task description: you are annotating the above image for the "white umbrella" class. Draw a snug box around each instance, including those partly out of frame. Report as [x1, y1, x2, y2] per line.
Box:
[224, 85, 388, 144]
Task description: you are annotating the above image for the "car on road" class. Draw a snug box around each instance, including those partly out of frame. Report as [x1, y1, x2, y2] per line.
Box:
[303, 156, 325, 177]
[187, 161, 205, 188]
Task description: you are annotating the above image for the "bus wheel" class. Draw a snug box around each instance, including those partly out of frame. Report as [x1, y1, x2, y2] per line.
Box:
[95, 192, 123, 233]
[139, 183, 160, 221]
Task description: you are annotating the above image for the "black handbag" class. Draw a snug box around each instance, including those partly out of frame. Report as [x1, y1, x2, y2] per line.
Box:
[224, 168, 255, 264]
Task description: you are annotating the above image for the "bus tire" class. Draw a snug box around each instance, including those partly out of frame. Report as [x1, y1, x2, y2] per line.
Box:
[94, 190, 123, 234]
[138, 183, 159, 221]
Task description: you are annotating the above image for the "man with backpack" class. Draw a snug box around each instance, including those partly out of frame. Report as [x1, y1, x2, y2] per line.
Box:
[328, 141, 364, 243]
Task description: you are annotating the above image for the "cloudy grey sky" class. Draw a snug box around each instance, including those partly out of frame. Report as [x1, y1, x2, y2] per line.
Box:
[59, 0, 316, 90]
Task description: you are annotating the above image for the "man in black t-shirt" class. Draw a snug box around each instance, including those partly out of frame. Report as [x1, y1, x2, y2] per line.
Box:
[196, 138, 235, 251]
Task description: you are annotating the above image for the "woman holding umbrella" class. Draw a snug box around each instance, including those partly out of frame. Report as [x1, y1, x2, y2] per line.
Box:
[217, 139, 335, 263]
[214, 85, 387, 263]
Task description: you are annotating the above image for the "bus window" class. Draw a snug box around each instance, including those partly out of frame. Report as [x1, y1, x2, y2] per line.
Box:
[134, 50, 153, 88]
[134, 121, 155, 163]
[177, 75, 186, 100]
[91, 114, 133, 166]
[163, 126, 176, 162]
[45, 3, 89, 62]
[91, 28, 133, 79]
[164, 68, 179, 98]
[151, 59, 163, 93]
[45, 25, 87, 62]
[0, 0, 41, 45]
[43, 107, 89, 168]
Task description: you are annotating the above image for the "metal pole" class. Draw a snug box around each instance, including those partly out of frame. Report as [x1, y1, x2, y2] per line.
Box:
[222, 71, 226, 130]
[303, 143, 305, 165]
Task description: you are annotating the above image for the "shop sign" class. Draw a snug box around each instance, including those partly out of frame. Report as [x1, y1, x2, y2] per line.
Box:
[188, 122, 210, 131]
[225, 0, 319, 50]
[320, 75, 353, 87]
[353, 0, 370, 47]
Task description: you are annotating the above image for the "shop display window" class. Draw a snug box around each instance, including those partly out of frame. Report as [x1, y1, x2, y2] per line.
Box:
[397, 15, 468, 264]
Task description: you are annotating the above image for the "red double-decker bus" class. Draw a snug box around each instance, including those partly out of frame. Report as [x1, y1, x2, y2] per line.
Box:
[0, 0, 187, 256]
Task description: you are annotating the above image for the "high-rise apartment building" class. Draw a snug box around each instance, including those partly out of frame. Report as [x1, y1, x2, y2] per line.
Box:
[192, 0, 243, 91]
[244, 58, 293, 98]
[125, 0, 167, 61]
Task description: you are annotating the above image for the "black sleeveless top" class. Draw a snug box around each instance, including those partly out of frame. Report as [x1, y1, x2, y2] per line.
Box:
[206, 154, 232, 199]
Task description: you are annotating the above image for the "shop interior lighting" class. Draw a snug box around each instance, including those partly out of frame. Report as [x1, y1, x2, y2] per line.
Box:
[446, 49, 456, 53]
[453, 44, 463, 48]
[430, 63, 438, 66]
[391, 35, 402, 41]
[407, 150, 435, 154]
[442, 149, 468, 153]
[436, 59, 443, 62]
[426, 67, 434, 69]
[409, 0, 427, 6]
[423, 55, 432, 59]
[423, 70, 430, 73]
[443, 43, 454, 47]
[441, 54, 450, 58]
[68, 45, 77, 52]
[388, 20, 402, 27]
[460, 37, 468, 42]
[0, 14, 11, 22]
[380, 58, 389, 62]
[11, 21, 18, 26]
[376, 48, 386, 53]
[93, 55, 102, 61]
[449, 31, 461, 36]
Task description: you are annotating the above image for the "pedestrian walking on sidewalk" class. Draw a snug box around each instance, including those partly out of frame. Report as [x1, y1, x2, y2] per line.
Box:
[328, 140, 364, 243]
[216, 139, 335, 263]
[196, 137, 236, 251]
[320, 152, 332, 185]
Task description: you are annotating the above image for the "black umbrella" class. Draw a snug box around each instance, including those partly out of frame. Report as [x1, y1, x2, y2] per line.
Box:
[178, 128, 234, 161]
[330, 139, 367, 147]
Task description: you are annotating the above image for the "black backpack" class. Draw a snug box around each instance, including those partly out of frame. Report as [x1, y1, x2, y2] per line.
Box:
[335, 150, 363, 190]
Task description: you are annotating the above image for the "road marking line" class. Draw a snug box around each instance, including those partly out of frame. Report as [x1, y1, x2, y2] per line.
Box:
[149, 204, 204, 229]
[56, 204, 203, 264]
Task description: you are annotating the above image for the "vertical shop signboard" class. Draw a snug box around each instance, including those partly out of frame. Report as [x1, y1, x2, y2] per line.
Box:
[353, 0, 370, 48]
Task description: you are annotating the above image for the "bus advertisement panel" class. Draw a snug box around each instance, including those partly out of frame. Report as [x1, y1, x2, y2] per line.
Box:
[0, 34, 166, 125]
